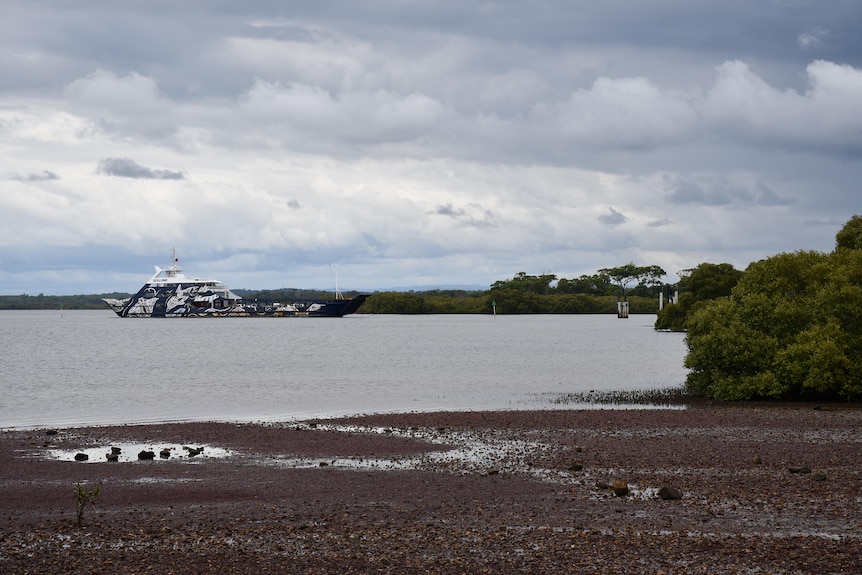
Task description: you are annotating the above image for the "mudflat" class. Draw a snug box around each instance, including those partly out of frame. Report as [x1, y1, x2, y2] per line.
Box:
[2, 405, 860, 574]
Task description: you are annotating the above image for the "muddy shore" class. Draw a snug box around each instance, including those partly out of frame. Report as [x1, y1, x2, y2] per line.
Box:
[2, 405, 860, 574]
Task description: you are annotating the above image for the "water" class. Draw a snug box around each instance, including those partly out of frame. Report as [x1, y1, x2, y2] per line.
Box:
[0, 310, 688, 429]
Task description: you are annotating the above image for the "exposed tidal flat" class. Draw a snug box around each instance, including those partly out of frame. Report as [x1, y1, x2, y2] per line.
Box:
[2, 407, 860, 573]
[1, 310, 688, 429]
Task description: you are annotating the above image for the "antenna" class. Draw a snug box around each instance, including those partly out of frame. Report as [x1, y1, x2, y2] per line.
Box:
[330, 264, 343, 300]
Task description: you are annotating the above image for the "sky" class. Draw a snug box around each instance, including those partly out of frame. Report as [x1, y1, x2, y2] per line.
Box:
[2, 1, 861, 295]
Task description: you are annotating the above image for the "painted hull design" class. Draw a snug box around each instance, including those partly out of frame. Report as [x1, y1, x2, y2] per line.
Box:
[103, 256, 366, 318]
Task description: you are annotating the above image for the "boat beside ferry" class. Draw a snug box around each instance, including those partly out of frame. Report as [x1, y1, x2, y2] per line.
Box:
[103, 253, 366, 318]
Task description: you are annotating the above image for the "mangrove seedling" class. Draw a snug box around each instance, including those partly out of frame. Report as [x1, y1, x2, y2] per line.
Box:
[73, 481, 102, 527]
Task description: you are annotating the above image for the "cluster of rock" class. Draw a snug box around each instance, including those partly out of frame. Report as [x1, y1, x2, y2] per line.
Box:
[591, 479, 682, 499]
[70, 445, 205, 462]
[136, 446, 205, 460]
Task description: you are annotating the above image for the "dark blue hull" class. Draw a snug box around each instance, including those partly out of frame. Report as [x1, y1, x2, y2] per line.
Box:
[104, 286, 367, 318]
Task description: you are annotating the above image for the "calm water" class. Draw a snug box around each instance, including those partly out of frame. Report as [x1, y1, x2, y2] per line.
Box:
[1, 310, 688, 429]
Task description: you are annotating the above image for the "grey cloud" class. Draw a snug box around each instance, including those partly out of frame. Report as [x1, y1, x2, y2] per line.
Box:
[432, 203, 496, 227]
[11, 170, 59, 182]
[755, 182, 795, 207]
[434, 203, 460, 217]
[598, 207, 627, 225]
[664, 177, 731, 206]
[97, 158, 184, 180]
[648, 218, 672, 228]
[664, 175, 795, 208]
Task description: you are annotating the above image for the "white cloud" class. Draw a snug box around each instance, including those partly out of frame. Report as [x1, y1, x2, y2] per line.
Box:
[62, 70, 180, 140]
[798, 26, 829, 50]
[537, 76, 697, 149]
[235, 80, 448, 147]
[703, 60, 862, 152]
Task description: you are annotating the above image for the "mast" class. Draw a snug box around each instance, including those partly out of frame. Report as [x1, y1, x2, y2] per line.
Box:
[331, 264, 343, 300]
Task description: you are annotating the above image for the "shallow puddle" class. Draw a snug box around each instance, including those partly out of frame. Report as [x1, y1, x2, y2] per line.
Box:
[47, 442, 232, 463]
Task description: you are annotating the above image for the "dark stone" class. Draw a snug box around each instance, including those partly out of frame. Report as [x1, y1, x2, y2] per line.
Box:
[105, 453, 119, 462]
[110, 447, 121, 455]
[658, 486, 683, 500]
[160, 449, 171, 459]
[812, 473, 827, 481]
[568, 463, 584, 472]
[45, 429, 58, 436]
[788, 466, 812, 474]
[138, 450, 156, 461]
[612, 480, 629, 497]
[74, 453, 89, 462]
[184, 446, 204, 457]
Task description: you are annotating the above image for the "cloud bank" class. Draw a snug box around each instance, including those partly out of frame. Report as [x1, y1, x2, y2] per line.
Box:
[0, 2, 860, 294]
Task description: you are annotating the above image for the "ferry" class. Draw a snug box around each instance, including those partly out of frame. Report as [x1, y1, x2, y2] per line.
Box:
[103, 253, 367, 318]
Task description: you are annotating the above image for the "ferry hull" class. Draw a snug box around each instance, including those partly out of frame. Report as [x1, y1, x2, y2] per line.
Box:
[105, 291, 367, 318]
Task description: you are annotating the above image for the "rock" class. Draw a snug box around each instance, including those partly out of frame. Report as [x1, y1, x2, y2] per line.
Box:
[110, 447, 121, 455]
[568, 463, 584, 472]
[138, 450, 156, 461]
[45, 429, 58, 436]
[74, 453, 89, 462]
[105, 453, 119, 462]
[658, 486, 683, 500]
[788, 466, 812, 474]
[812, 473, 827, 481]
[752, 455, 762, 464]
[485, 468, 500, 476]
[595, 481, 612, 490]
[612, 480, 629, 497]
[160, 448, 171, 459]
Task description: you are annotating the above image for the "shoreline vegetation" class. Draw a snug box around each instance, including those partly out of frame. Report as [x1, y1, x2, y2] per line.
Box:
[0, 289, 661, 315]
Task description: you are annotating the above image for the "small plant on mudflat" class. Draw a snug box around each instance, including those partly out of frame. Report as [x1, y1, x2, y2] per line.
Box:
[73, 481, 102, 527]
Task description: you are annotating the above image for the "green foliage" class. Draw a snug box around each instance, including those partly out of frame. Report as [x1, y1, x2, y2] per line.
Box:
[490, 272, 557, 294]
[654, 292, 691, 330]
[686, 262, 744, 300]
[235, 288, 364, 303]
[362, 292, 432, 314]
[684, 218, 862, 401]
[835, 214, 862, 251]
[555, 274, 614, 296]
[655, 262, 744, 331]
[0, 293, 131, 310]
[73, 481, 102, 527]
[598, 263, 666, 299]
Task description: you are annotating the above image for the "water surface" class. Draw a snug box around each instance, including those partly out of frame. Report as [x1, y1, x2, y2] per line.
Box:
[1, 311, 687, 428]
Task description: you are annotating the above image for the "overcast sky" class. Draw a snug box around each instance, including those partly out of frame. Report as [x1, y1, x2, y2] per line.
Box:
[2, 1, 860, 295]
